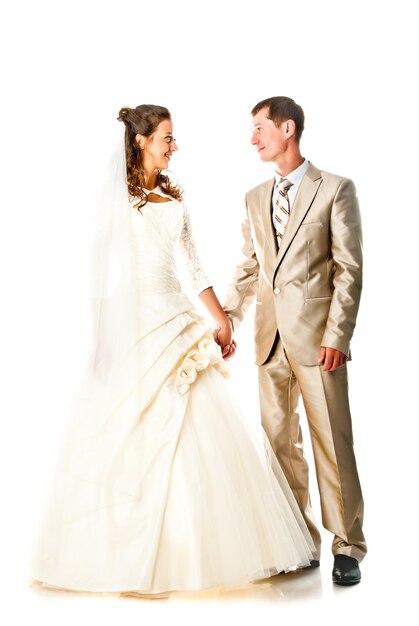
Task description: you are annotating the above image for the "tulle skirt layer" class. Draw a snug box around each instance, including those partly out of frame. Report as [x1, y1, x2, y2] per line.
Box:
[31, 301, 313, 594]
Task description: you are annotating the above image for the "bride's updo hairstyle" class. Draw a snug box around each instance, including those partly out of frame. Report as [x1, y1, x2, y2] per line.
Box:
[118, 104, 183, 210]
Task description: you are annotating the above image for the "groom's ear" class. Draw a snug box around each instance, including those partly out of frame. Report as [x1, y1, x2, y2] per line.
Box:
[284, 119, 297, 139]
[285, 120, 296, 137]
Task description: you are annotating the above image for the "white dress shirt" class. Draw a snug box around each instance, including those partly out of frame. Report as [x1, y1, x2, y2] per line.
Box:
[272, 158, 309, 219]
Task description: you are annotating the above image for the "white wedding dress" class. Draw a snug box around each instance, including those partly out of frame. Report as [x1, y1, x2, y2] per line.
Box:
[30, 192, 314, 595]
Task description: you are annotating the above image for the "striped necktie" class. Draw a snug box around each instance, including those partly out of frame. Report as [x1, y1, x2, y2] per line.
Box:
[273, 178, 293, 247]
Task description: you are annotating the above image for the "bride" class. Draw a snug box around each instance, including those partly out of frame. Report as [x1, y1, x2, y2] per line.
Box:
[30, 104, 314, 596]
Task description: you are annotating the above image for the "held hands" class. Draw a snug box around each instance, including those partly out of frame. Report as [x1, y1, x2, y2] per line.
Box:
[213, 323, 237, 361]
[318, 346, 348, 372]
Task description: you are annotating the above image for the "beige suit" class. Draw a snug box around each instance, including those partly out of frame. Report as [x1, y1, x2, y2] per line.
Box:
[225, 162, 366, 561]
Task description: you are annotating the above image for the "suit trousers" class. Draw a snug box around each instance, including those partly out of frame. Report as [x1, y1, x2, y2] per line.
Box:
[258, 334, 366, 562]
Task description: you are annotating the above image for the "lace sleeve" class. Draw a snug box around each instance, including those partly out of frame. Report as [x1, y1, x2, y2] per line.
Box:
[178, 202, 212, 293]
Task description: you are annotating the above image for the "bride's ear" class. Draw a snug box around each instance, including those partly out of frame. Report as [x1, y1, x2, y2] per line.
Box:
[135, 134, 145, 150]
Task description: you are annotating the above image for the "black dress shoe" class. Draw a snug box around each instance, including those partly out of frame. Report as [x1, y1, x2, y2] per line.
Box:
[332, 555, 361, 586]
[303, 559, 320, 570]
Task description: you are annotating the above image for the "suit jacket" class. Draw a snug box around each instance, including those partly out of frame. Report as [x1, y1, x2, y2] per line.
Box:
[224, 162, 363, 366]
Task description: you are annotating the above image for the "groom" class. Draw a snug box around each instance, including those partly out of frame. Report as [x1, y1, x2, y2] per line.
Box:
[217, 96, 366, 585]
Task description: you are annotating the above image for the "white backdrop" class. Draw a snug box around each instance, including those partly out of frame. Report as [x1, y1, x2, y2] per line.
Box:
[1, 0, 417, 623]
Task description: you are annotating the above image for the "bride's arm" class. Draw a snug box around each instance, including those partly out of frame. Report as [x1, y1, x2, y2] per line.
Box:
[198, 287, 234, 358]
[178, 202, 235, 358]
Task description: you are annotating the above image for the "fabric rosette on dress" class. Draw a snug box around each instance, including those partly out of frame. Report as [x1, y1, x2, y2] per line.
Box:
[176, 337, 230, 396]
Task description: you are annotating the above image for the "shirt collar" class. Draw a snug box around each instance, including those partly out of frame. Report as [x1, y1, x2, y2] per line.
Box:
[274, 158, 309, 187]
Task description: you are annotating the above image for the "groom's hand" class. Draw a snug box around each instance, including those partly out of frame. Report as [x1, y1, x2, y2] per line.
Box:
[318, 346, 347, 372]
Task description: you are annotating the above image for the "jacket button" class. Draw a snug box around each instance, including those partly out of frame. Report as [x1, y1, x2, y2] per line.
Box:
[274, 288, 281, 295]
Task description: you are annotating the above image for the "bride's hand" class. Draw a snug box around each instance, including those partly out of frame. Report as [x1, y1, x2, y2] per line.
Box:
[213, 325, 237, 361]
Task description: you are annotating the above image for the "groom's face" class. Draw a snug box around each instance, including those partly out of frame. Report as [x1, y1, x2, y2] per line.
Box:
[251, 108, 288, 163]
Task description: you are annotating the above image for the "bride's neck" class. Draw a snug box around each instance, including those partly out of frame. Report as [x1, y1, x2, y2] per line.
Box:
[143, 170, 158, 190]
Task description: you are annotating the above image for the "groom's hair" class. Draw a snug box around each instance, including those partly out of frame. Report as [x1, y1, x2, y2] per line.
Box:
[251, 97, 305, 142]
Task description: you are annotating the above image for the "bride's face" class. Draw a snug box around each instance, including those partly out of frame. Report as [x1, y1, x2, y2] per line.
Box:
[139, 119, 178, 172]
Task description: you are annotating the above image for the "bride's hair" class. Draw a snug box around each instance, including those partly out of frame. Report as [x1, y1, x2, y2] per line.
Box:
[117, 104, 183, 209]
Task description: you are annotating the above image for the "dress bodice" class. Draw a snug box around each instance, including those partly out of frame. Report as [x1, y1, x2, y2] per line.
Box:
[130, 194, 211, 295]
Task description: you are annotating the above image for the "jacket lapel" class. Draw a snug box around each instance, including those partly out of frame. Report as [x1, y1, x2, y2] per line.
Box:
[252, 179, 278, 284]
[259, 178, 277, 258]
[274, 163, 323, 270]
